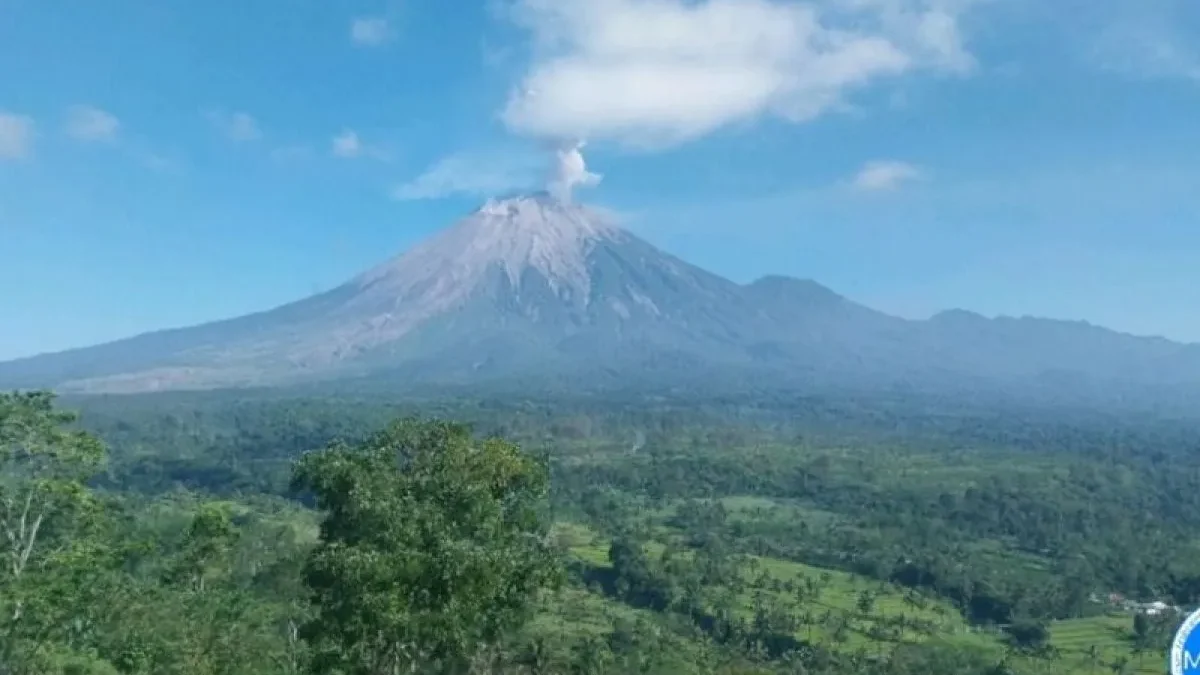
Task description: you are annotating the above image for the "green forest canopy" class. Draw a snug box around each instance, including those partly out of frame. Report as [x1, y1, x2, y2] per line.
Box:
[2, 388, 1195, 674]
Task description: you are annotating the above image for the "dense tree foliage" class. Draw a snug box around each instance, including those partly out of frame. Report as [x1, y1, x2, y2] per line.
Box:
[2, 389, 1192, 674]
[0, 391, 109, 674]
[293, 419, 562, 674]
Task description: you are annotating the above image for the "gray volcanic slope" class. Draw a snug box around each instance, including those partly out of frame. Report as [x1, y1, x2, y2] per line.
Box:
[2, 192, 1200, 397]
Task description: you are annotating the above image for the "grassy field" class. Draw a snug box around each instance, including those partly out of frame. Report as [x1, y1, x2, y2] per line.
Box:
[530, 585, 655, 639]
[737, 552, 981, 653]
[549, 520, 1169, 675]
[1050, 614, 1163, 674]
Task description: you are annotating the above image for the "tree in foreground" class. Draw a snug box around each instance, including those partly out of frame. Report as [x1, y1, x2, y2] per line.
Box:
[0, 391, 108, 674]
[292, 418, 562, 675]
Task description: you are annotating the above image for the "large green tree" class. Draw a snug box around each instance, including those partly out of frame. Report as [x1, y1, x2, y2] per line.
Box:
[0, 391, 108, 674]
[292, 418, 562, 675]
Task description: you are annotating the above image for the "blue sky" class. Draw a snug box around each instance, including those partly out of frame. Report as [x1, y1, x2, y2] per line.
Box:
[1, 0, 1198, 360]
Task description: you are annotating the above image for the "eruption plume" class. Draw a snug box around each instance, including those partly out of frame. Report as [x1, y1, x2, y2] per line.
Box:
[547, 140, 601, 202]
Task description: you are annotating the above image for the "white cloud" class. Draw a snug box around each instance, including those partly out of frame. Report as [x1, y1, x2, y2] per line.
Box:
[548, 141, 602, 201]
[351, 17, 391, 46]
[1089, 1, 1200, 82]
[332, 130, 362, 157]
[206, 110, 262, 142]
[272, 144, 315, 164]
[391, 148, 546, 200]
[502, 0, 980, 147]
[841, 0, 980, 73]
[852, 159, 923, 191]
[0, 112, 34, 159]
[138, 152, 177, 172]
[331, 129, 390, 161]
[64, 105, 120, 142]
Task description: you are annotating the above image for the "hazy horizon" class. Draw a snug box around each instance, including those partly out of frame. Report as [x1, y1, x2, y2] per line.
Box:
[3, 191, 1197, 364]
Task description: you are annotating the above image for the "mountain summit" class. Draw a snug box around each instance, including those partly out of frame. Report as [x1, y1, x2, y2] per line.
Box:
[0, 193, 754, 392]
[353, 192, 620, 319]
[2, 194, 1200, 399]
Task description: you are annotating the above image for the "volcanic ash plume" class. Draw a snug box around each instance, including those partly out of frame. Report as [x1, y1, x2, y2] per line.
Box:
[547, 141, 601, 202]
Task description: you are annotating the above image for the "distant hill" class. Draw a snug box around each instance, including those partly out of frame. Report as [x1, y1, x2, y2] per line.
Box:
[3, 192, 1199, 406]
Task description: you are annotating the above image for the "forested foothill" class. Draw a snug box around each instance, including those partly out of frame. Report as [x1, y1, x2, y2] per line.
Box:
[2, 386, 1196, 674]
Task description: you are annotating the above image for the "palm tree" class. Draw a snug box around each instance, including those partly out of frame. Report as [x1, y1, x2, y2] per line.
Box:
[1085, 644, 1100, 675]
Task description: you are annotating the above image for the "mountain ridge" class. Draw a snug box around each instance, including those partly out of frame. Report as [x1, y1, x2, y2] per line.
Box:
[2, 193, 1198, 400]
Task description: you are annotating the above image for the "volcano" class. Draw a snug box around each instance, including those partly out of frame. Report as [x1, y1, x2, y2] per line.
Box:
[2, 193, 1200, 400]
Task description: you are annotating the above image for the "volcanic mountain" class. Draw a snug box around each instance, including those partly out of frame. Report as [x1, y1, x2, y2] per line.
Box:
[3, 192, 1200, 401]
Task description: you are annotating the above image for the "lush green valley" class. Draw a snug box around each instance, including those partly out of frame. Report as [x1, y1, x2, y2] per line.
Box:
[3, 388, 1197, 674]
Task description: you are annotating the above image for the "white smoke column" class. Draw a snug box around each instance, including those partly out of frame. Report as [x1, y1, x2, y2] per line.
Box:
[547, 140, 601, 202]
